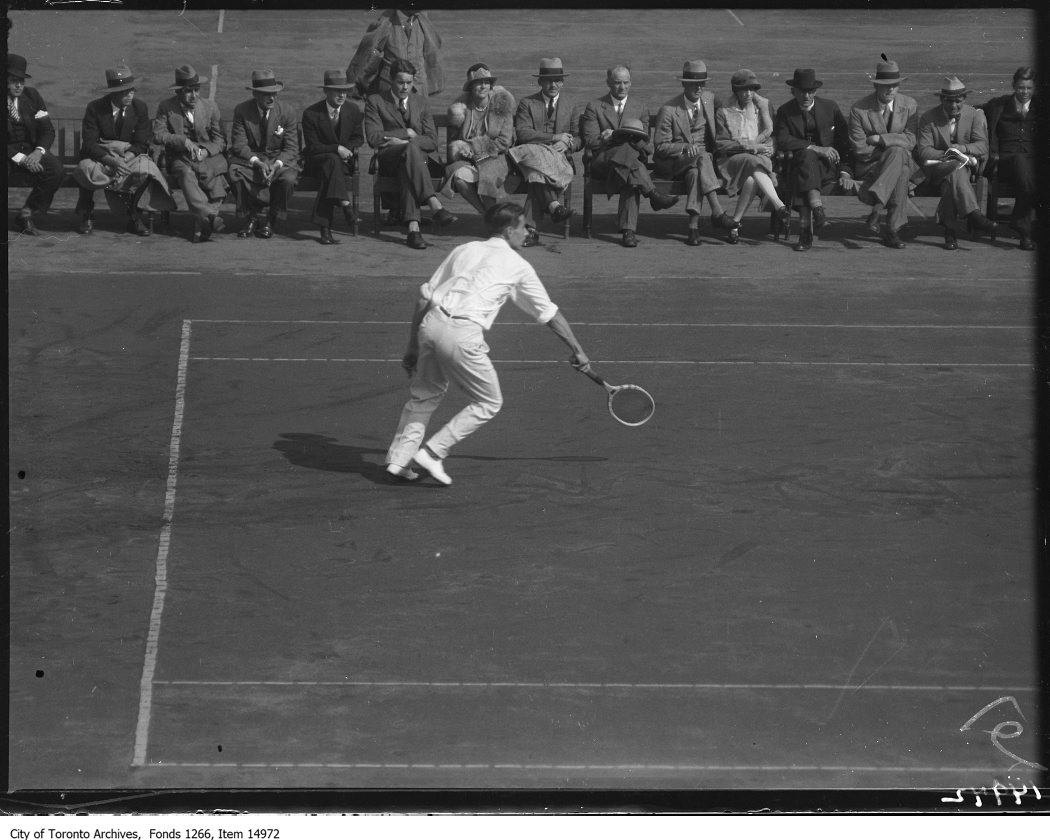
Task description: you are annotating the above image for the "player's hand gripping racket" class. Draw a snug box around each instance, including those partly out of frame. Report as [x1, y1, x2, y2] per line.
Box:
[574, 364, 655, 427]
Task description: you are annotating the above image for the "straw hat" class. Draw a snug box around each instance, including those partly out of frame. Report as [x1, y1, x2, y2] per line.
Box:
[534, 58, 568, 79]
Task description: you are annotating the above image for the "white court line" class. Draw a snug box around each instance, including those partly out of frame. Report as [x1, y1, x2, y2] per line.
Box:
[144, 761, 1014, 773]
[726, 9, 745, 26]
[189, 357, 1030, 369]
[188, 319, 1028, 329]
[154, 679, 1036, 692]
[209, 64, 218, 101]
[217, 9, 224, 33]
[132, 319, 192, 768]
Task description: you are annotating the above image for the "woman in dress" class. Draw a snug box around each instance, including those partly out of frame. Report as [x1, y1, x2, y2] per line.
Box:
[715, 69, 789, 243]
[442, 63, 516, 214]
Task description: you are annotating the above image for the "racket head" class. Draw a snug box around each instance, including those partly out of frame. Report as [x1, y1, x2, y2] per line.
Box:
[607, 384, 656, 427]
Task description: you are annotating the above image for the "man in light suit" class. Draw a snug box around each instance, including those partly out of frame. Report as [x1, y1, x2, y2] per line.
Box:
[916, 75, 996, 250]
[774, 68, 852, 252]
[364, 58, 456, 249]
[346, 8, 444, 99]
[153, 64, 229, 242]
[654, 60, 732, 246]
[7, 54, 64, 235]
[228, 69, 299, 239]
[301, 69, 365, 245]
[847, 56, 919, 249]
[581, 65, 678, 248]
[513, 58, 580, 245]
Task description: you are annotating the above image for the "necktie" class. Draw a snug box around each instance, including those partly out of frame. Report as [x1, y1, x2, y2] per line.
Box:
[114, 107, 125, 137]
[949, 117, 957, 141]
[546, 98, 554, 120]
[615, 100, 623, 120]
[331, 107, 340, 127]
[399, 99, 408, 120]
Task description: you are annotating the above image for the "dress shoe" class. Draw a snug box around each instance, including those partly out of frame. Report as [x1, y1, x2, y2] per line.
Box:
[15, 211, 38, 235]
[432, 208, 457, 227]
[943, 229, 958, 251]
[648, 191, 679, 211]
[865, 209, 881, 237]
[713, 212, 739, 231]
[386, 463, 420, 482]
[412, 448, 452, 485]
[883, 229, 905, 249]
[407, 230, 428, 249]
[255, 219, 274, 239]
[237, 218, 257, 239]
[967, 211, 997, 236]
[621, 230, 638, 248]
[127, 215, 150, 236]
[319, 227, 338, 245]
[812, 205, 827, 231]
[549, 203, 575, 224]
[726, 227, 740, 245]
[1019, 235, 1034, 251]
[342, 205, 357, 231]
[686, 228, 702, 246]
[793, 230, 813, 252]
[194, 218, 212, 243]
[775, 204, 791, 236]
[209, 214, 226, 234]
[523, 227, 540, 247]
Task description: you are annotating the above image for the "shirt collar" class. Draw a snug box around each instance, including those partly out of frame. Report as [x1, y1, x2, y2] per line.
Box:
[488, 236, 513, 251]
[1015, 96, 1030, 113]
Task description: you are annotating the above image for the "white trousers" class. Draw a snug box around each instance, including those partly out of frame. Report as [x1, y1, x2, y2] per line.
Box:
[386, 309, 504, 467]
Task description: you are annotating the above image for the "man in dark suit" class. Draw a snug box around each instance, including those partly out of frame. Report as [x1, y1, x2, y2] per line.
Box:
[916, 75, 996, 251]
[75, 65, 175, 236]
[301, 70, 365, 245]
[512, 58, 580, 245]
[7, 54, 63, 235]
[774, 68, 852, 251]
[228, 69, 300, 239]
[153, 64, 229, 242]
[654, 60, 732, 246]
[981, 66, 1036, 250]
[364, 58, 456, 249]
[580, 65, 678, 248]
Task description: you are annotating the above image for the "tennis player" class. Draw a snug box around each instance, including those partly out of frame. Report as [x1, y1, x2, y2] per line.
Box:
[385, 201, 591, 485]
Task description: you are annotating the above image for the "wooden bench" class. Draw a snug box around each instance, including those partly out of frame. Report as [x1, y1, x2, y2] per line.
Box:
[369, 112, 573, 239]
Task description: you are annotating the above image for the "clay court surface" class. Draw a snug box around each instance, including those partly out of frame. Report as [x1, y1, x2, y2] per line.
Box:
[5, 7, 1044, 798]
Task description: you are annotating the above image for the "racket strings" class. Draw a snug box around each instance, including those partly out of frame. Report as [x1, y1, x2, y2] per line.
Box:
[609, 386, 655, 426]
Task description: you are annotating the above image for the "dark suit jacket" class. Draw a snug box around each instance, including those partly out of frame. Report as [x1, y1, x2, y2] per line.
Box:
[580, 93, 653, 160]
[7, 86, 55, 157]
[774, 96, 850, 164]
[981, 94, 1034, 161]
[363, 91, 438, 157]
[514, 91, 582, 153]
[230, 98, 300, 169]
[301, 98, 365, 161]
[80, 96, 151, 161]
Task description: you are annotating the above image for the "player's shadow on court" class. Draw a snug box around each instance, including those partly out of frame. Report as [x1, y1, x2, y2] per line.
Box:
[273, 432, 607, 485]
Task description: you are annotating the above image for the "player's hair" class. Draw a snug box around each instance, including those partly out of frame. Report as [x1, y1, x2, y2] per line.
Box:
[607, 65, 631, 83]
[484, 202, 525, 237]
[1013, 66, 1034, 84]
[390, 59, 417, 79]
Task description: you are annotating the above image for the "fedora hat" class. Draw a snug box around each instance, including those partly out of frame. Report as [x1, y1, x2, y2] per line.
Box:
[169, 64, 208, 90]
[463, 63, 497, 91]
[7, 54, 31, 80]
[731, 68, 761, 90]
[677, 60, 708, 82]
[937, 75, 969, 98]
[100, 65, 136, 94]
[611, 117, 648, 141]
[786, 68, 823, 89]
[319, 69, 354, 90]
[871, 54, 906, 86]
[246, 69, 284, 93]
[533, 58, 568, 79]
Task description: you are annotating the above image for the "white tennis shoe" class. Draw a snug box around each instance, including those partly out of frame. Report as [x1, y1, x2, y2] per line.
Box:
[386, 463, 420, 481]
[412, 449, 452, 485]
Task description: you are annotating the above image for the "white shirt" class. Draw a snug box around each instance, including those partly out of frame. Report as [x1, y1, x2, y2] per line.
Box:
[1015, 96, 1030, 115]
[421, 238, 559, 330]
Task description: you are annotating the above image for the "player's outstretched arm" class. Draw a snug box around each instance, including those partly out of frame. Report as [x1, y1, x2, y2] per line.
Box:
[547, 311, 590, 371]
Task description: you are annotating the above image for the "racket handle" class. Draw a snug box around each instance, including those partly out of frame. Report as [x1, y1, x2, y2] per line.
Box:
[575, 364, 612, 390]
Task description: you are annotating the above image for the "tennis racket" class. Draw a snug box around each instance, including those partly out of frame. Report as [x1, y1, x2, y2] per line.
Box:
[575, 364, 655, 427]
